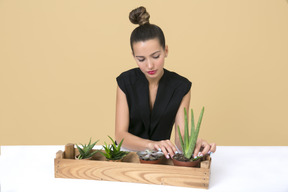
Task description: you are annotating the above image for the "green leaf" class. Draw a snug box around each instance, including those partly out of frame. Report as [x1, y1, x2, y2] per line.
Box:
[177, 125, 184, 152]
[108, 135, 116, 148]
[190, 108, 195, 142]
[100, 136, 128, 160]
[117, 138, 124, 151]
[76, 139, 99, 159]
[196, 107, 205, 133]
[186, 107, 205, 158]
[175, 107, 205, 159]
[184, 108, 189, 152]
[186, 109, 195, 158]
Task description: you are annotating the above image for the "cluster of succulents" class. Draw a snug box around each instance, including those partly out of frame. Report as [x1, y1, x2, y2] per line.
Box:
[99, 136, 129, 161]
[76, 138, 99, 160]
[76, 136, 128, 161]
[137, 149, 163, 161]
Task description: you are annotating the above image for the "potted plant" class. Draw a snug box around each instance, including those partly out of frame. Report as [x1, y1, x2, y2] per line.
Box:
[75, 138, 99, 160]
[137, 149, 164, 164]
[100, 136, 129, 162]
[172, 107, 204, 167]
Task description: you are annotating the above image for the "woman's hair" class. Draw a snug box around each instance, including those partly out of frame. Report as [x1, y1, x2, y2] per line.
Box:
[129, 6, 166, 53]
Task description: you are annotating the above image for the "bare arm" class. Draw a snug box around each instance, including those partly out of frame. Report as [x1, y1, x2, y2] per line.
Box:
[115, 86, 150, 150]
[115, 86, 177, 158]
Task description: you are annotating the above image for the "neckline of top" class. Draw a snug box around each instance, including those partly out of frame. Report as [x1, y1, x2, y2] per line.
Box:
[136, 68, 167, 85]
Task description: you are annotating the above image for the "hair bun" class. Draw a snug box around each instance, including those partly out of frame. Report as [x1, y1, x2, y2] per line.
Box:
[129, 6, 150, 25]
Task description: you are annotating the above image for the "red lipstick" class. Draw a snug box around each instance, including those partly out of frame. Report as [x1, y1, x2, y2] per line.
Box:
[148, 70, 157, 75]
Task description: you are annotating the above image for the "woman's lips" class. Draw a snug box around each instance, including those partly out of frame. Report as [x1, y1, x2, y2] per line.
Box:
[148, 70, 157, 75]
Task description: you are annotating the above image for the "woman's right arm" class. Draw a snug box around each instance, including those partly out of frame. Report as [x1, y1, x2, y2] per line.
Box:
[115, 85, 152, 151]
[115, 86, 176, 158]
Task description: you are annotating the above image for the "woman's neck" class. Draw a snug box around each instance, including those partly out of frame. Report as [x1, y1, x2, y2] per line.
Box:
[147, 69, 164, 86]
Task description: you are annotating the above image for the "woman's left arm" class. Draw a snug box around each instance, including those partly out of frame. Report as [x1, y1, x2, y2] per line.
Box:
[174, 90, 216, 157]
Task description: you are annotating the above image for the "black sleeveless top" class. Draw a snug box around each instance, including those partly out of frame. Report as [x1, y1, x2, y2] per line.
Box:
[116, 68, 191, 141]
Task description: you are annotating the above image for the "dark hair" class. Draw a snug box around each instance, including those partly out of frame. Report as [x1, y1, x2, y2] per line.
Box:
[129, 6, 166, 53]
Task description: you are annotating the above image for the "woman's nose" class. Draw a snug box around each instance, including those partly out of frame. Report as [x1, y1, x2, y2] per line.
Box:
[147, 59, 154, 69]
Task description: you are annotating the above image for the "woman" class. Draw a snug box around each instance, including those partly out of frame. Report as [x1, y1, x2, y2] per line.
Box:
[115, 6, 216, 159]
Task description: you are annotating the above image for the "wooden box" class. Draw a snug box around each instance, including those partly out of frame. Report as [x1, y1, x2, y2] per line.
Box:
[54, 144, 212, 189]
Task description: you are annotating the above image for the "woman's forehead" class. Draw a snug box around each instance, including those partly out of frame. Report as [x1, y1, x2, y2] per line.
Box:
[133, 39, 162, 56]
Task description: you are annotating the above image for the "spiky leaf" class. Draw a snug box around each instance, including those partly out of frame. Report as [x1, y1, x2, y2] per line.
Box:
[177, 125, 184, 152]
[184, 108, 189, 151]
[177, 107, 205, 160]
[76, 138, 99, 159]
[101, 136, 129, 161]
[186, 107, 204, 158]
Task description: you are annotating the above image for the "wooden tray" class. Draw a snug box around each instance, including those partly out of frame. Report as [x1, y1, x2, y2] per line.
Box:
[54, 144, 211, 189]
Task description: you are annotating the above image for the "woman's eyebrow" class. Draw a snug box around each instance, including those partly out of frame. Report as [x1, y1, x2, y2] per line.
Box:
[151, 51, 161, 56]
[135, 55, 145, 58]
[135, 51, 161, 58]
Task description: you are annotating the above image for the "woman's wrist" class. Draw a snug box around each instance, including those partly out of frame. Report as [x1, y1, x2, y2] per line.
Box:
[146, 141, 155, 150]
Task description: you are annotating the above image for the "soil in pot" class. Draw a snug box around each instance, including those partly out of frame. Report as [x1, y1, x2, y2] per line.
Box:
[172, 153, 201, 167]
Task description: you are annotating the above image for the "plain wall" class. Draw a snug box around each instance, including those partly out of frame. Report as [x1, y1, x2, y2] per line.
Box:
[1, 0, 288, 146]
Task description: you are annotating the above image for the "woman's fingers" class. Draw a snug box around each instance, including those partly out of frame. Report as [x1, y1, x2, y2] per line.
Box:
[193, 139, 216, 157]
[209, 143, 217, 153]
[200, 140, 210, 155]
[151, 139, 215, 160]
[154, 140, 177, 159]
[154, 143, 168, 158]
[193, 138, 203, 158]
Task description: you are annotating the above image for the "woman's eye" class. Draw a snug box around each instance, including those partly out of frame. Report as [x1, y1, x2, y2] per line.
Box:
[138, 58, 145, 62]
[153, 55, 160, 59]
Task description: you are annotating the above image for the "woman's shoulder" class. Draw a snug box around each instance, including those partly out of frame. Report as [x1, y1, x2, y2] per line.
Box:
[117, 68, 140, 78]
[116, 68, 144, 90]
[164, 69, 192, 95]
[164, 69, 191, 85]
[117, 67, 143, 81]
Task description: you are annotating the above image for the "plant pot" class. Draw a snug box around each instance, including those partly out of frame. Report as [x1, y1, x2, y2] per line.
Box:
[139, 158, 162, 164]
[172, 154, 201, 167]
[136, 150, 164, 164]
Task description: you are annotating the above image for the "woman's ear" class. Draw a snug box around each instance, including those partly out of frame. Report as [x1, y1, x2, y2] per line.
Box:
[165, 45, 168, 57]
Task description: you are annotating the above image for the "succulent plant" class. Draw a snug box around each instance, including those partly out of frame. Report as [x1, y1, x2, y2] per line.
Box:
[76, 138, 99, 159]
[177, 107, 204, 160]
[137, 149, 163, 161]
[100, 136, 129, 161]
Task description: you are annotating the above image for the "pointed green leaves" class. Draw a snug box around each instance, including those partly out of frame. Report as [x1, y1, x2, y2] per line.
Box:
[101, 136, 129, 160]
[184, 108, 189, 153]
[76, 138, 99, 159]
[177, 125, 184, 152]
[178, 107, 205, 160]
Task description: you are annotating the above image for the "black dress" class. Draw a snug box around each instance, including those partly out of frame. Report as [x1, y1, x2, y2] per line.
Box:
[116, 68, 191, 141]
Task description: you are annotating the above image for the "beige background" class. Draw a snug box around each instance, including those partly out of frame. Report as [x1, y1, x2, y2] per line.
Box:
[0, 0, 288, 146]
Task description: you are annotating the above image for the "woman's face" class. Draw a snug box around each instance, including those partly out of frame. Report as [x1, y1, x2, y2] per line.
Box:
[132, 38, 168, 81]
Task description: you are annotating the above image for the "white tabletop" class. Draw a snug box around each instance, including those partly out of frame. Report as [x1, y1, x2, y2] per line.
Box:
[0, 146, 288, 192]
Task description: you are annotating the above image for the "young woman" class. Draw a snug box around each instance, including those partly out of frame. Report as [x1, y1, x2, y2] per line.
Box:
[115, 6, 216, 159]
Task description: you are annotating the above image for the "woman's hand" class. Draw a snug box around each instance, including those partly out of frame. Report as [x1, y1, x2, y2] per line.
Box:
[148, 140, 178, 159]
[193, 138, 216, 158]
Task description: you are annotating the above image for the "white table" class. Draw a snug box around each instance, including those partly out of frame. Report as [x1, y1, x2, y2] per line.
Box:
[0, 146, 288, 192]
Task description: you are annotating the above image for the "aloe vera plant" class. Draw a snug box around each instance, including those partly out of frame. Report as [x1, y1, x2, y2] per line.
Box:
[100, 136, 129, 161]
[76, 138, 99, 159]
[177, 107, 205, 160]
